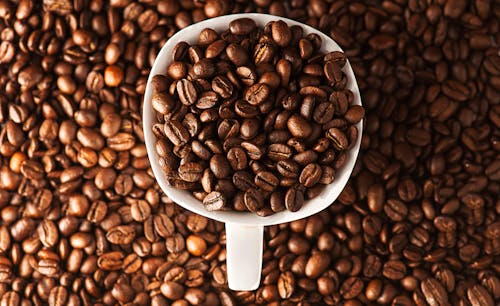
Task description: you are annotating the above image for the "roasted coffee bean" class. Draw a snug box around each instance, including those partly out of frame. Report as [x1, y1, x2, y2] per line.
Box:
[236, 66, 257, 86]
[254, 171, 279, 191]
[203, 191, 226, 211]
[267, 144, 292, 161]
[244, 83, 270, 106]
[327, 128, 348, 151]
[240, 118, 260, 140]
[241, 142, 264, 160]
[313, 102, 335, 124]
[287, 114, 312, 139]
[299, 164, 322, 187]
[234, 99, 259, 118]
[164, 120, 190, 146]
[226, 43, 249, 66]
[340, 277, 364, 300]
[107, 225, 136, 245]
[270, 191, 285, 212]
[227, 147, 247, 171]
[98, 252, 124, 271]
[212, 75, 233, 98]
[293, 150, 318, 165]
[244, 188, 264, 212]
[168, 61, 187, 80]
[232, 171, 255, 191]
[285, 185, 304, 212]
[198, 28, 219, 45]
[206, 39, 227, 59]
[177, 79, 198, 105]
[467, 284, 494, 306]
[421, 277, 449, 306]
[178, 162, 204, 182]
[193, 59, 216, 79]
[229, 18, 256, 35]
[384, 199, 408, 222]
[277, 160, 300, 178]
[130, 200, 151, 222]
[196, 91, 219, 110]
[271, 20, 292, 47]
[210, 154, 231, 179]
[382, 260, 406, 280]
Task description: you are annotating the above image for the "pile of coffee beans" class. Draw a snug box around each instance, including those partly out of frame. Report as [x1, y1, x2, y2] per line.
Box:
[151, 18, 364, 215]
[0, 0, 498, 305]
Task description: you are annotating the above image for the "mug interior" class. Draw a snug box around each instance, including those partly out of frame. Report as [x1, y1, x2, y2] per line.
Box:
[143, 13, 363, 226]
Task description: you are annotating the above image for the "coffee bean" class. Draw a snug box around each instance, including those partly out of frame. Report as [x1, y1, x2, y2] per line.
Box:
[384, 199, 408, 222]
[305, 251, 330, 278]
[98, 252, 124, 271]
[299, 164, 322, 187]
[210, 154, 231, 179]
[232, 171, 255, 191]
[293, 150, 318, 166]
[467, 284, 495, 306]
[178, 162, 204, 182]
[382, 260, 406, 280]
[254, 171, 279, 192]
[107, 133, 136, 151]
[244, 188, 264, 212]
[106, 225, 136, 245]
[203, 191, 226, 211]
[168, 61, 187, 80]
[177, 79, 198, 105]
[152, 92, 176, 115]
[285, 185, 304, 212]
[151, 216, 174, 241]
[327, 128, 348, 151]
[226, 43, 249, 66]
[287, 114, 312, 139]
[193, 58, 215, 78]
[276, 160, 300, 178]
[298, 38, 314, 59]
[241, 141, 264, 160]
[344, 105, 365, 124]
[161, 281, 185, 300]
[49, 286, 68, 306]
[186, 234, 207, 256]
[421, 277, 449, 306]
[340, 277, 364, 300]
[234, 99, 259, 118]
[313, 102, 335, 124]
[267, 144, 292, 161]
[130, 200, 151, 222]
[164, 120, 190, 146]
[229, 18, 256, 35]
[227, 147, 247, 171]
[206, 40, 227, 59]
[212, 75, 233, 98]
[244, 83, 270, 106]
[271, 20, 292, 47]
[240, 118, 260, 140]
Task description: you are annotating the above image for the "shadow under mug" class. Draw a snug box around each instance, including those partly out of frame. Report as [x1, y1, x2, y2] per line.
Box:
[143, 13, 363, 290]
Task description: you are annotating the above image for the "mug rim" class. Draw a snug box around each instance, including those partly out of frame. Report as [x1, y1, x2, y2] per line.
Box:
[143, 13, 363, 226]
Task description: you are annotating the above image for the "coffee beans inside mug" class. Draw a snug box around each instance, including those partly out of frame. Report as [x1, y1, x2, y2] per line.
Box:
[151, 18, 363, 214]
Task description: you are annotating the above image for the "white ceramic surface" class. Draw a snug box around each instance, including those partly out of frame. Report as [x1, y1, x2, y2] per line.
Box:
[143, 13, 363, 290]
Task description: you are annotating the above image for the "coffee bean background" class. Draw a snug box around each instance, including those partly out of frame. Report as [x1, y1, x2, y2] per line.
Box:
[0, 0, 499, 305]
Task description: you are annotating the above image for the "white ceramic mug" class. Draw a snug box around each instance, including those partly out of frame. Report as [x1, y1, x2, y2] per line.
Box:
[143, 13, 363, 291]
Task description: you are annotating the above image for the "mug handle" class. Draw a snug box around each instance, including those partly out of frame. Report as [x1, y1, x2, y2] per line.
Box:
[225, 223, 263, 290]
